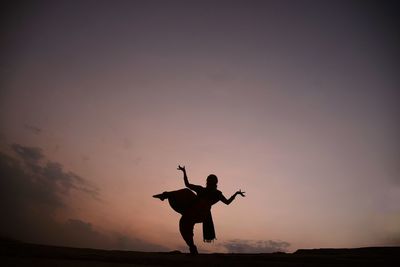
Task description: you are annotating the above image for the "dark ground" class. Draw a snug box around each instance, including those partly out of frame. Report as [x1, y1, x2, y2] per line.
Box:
[1, 238, 399, 267]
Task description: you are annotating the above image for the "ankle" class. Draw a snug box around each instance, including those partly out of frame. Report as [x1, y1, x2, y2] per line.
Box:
[189, 245, 198, 254]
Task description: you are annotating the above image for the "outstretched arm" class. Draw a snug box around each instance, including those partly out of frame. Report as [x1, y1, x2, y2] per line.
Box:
[220, 190, 245, 205]
[177, 165, 198, 191]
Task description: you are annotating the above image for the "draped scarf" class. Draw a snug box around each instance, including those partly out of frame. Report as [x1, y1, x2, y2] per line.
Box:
[203, 211, 216, 242]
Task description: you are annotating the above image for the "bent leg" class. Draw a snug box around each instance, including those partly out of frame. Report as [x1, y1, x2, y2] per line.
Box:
[168, 189, 197, 214]
[153, 189, 198, 216]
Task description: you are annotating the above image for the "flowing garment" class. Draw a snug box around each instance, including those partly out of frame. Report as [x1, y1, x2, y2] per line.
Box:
[167, 188, 218, 242]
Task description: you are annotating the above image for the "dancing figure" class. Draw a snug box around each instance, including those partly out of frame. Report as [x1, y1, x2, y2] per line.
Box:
[153, 165, 245, 254]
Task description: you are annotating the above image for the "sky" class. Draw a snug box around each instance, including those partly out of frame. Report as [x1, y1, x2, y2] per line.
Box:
[0, 0, 399, 253]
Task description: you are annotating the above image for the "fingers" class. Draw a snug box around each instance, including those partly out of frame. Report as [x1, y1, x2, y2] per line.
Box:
[238, 189, 246, 197]
[177, 165, 185, 170]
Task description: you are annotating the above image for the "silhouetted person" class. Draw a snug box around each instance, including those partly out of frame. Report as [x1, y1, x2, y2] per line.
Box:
[153, 165, 245, 254]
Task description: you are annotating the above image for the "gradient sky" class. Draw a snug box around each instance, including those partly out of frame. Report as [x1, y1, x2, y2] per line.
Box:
[1, 0, 399, 253]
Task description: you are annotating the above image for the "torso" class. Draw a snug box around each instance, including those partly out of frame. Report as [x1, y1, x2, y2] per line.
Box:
[195, 187, 222, 206]
[183, 185, 221, 222]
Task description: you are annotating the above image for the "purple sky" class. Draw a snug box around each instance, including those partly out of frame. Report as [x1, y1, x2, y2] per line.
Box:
[1, 0, 399, 253]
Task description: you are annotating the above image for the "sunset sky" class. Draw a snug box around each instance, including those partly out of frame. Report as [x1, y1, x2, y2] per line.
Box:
[1, 0, 399, 253]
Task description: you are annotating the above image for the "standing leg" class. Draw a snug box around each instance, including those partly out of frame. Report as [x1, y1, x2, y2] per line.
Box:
[179, 216, 198, 254]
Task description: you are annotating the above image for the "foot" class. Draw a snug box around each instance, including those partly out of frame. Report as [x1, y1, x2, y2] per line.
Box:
[152, 192, 167, 201]
[189, 245, 198, 255]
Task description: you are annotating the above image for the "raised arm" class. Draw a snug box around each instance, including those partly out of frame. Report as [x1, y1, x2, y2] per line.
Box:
[177, 165, 199, 191]
[220, 189, 245, 205]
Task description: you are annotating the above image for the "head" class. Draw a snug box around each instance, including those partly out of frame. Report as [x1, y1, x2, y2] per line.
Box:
[206, 174, 218, 189]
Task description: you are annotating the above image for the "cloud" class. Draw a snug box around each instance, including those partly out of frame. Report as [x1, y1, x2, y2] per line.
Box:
[0, 143, 165, 251]
[24, 124, 42, 135]
[220, 239, 291, 253]
[10, 143, 99, 201]
[12, 143, 43, 163]
[0, 144, 99, 237]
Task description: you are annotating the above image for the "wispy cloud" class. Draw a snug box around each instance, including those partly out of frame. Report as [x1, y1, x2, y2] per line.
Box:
[0, 143, 165, 251]
[11, 143, 99, 200]
[24, 124, 42, 135]
[220, 239, 290, 253]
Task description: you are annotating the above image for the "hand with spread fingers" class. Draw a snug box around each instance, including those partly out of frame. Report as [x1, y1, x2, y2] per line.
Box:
[236, 189, 246, 197]
[177, 165, 186, 172]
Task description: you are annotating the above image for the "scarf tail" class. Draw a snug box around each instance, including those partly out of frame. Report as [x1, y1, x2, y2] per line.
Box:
[202, 211, 216, 242]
